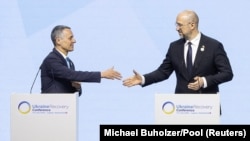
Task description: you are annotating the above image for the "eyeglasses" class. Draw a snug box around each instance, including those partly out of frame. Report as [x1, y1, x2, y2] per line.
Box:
[175, 23, 190, 28]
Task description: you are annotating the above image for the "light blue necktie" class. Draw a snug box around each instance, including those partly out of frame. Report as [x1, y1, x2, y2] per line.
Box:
[66, 57, 71, 68]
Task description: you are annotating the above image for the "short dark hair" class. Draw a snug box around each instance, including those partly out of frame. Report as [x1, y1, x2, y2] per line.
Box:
[51, 25, 71, 46]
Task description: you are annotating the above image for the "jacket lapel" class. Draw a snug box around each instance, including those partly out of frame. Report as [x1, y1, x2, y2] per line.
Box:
[176, 39, 191, 80]
[53, 48, 69, 67]
[193, 34, 206, 73]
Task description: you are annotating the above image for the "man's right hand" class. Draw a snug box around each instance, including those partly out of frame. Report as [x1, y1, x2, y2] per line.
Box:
[122, 70, 142, 87]
[101, 66, 122, 80]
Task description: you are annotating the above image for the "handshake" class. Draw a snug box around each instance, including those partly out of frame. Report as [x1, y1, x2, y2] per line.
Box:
[101, 66, 142, 87]
[100, 66, 205, 91]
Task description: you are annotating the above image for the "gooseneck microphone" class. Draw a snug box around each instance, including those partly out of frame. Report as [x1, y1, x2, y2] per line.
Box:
[30, 66, 41, 94]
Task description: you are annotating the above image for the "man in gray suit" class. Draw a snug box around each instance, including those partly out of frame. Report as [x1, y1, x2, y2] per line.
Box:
[123, 10, 233, 94]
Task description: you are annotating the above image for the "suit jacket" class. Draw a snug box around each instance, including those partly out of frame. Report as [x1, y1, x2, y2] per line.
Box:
[40, 48, 101, 96]
[143, 33, 233, 94]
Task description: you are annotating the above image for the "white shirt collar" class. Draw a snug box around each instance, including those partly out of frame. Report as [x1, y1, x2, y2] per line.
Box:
[185, 32, 201, 46]
[55, 48, 68, 59]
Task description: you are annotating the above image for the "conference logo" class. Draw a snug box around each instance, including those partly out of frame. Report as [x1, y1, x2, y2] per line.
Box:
[17, 101, 70, 115]
[161, 101, 213, 115]
[18, 101, 31, 114]
[162, 101, 175, 114]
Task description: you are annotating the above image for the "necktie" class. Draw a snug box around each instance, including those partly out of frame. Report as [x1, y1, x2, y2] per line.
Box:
[66, 57, 81, 95]
[187, 42, 192, 75]
[66, 57, 73, 69]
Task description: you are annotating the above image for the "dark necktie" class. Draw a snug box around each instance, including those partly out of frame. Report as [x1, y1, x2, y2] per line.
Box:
[187, 42, 192, 75]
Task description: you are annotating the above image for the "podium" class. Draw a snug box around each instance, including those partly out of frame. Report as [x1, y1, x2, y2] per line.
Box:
[10, 93, 78, 141]
[155, 93, 220, 124]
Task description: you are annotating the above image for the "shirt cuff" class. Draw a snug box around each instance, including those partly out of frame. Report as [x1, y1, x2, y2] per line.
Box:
[141, 75, 145, 85]
[202, 77, 207, 88]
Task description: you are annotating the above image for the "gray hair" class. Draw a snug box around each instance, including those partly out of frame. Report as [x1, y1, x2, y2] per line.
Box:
[51, 25, 71, 46]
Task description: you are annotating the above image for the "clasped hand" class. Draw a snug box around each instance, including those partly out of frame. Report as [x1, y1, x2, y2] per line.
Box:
[187, 76, 203, 91]
[71, 81, 81, 90]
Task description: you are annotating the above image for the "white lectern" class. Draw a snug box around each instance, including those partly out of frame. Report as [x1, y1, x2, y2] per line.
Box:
[155, 93, 220, 124]
[11, 93, 78, 141]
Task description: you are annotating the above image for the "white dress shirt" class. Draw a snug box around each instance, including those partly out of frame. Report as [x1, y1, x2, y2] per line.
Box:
[141, 32, 207, 88]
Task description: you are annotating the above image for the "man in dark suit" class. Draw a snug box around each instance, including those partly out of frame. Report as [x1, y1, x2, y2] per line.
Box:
[122, 10, 233, 94]
[41, 25, 122, 96]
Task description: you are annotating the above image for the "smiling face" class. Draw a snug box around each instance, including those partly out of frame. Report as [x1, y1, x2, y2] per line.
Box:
[55, 28, 76, 55]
